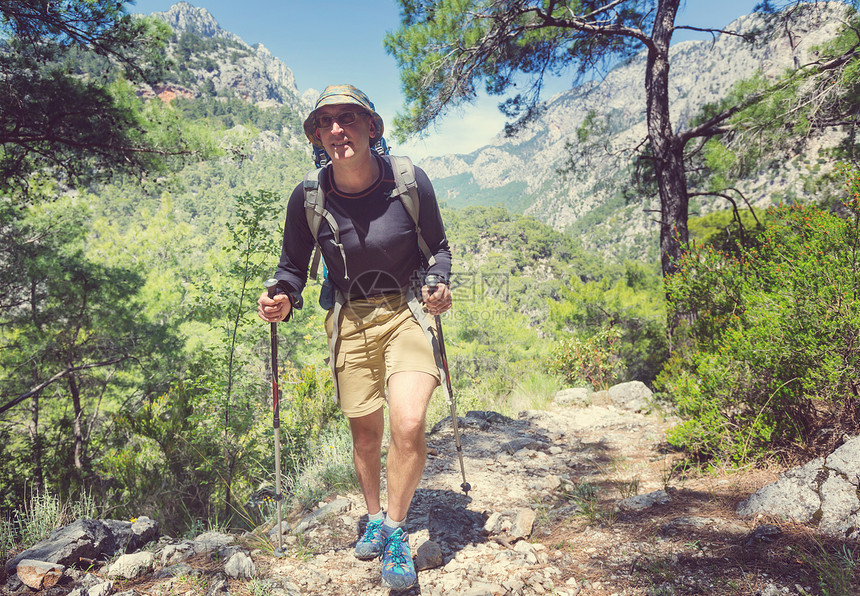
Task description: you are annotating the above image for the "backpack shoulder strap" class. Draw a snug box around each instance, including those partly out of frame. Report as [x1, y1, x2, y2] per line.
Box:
[304, 166, 349, 280]
[384, 155, 436, 268]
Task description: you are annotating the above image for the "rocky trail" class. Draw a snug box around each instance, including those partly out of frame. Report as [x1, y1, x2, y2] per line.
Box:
[4, 383, 859, 596]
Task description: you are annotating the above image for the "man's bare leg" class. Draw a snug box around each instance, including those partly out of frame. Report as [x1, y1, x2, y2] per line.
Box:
[385, 371, 437, 522]
[349, 407, 385, 515]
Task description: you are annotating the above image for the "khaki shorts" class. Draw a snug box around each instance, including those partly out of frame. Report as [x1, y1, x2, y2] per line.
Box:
[325, 293, 440, 418]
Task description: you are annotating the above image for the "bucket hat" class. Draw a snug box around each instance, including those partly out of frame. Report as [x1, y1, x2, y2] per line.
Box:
[303, 84, 384, 150]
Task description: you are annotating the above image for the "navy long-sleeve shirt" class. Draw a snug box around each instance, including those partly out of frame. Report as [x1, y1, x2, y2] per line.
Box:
[273, 154, 452, 309]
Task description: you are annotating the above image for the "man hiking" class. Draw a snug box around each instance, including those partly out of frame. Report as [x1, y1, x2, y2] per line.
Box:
[257, 84, 452, 590]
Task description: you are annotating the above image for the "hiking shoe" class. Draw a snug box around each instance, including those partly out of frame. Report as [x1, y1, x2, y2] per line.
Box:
[354, 518, 384, 560]
[380, 527, 416, 590]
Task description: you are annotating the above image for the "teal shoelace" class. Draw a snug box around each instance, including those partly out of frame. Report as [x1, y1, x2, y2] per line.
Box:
[382, 528, 409, 565]
[361, 519, 382, 542]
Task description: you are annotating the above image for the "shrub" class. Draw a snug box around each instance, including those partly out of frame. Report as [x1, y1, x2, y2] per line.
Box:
[658, 167, 860, 463]
[550, 326, 624, 390]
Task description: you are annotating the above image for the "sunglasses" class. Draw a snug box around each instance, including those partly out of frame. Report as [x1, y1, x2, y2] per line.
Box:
[315, 110, 367, 129]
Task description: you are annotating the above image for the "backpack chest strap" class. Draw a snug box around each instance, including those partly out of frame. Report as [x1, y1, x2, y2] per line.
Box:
[304, 169, 349, 281]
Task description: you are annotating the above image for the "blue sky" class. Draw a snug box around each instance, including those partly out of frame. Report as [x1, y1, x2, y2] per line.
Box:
[131, 0, 761, 160]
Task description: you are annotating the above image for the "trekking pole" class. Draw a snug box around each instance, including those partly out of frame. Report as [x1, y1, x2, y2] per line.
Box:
[264, 279, 286, 557]
[424, 274, 471, 495]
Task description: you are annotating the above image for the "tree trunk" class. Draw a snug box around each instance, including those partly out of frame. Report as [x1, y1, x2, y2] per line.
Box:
[69, 372, 84, 471]
[646, 0, 689, 280]
[27, 393, 44, 495]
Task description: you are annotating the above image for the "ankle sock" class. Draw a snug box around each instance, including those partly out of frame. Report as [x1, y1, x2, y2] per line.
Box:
[382, 514, 405, 534]
[368, 510, 384, 523]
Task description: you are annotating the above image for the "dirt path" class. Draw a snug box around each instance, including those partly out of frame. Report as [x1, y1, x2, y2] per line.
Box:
[119, 397, 857, 596]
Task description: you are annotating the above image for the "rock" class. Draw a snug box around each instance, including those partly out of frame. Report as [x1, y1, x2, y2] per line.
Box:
[15, 559, 65, 589]
[161, 541, 194, 565]
[102, 516, 159, 554]
[554, 388, 589, 406]
[206, 576, 230, 595]
[5, 518, 116, 573]
[293, 497, 351, 534]
[415, 540, 443, 571]
[86, 580, 115, 596]
[130, 516, 159, 549]
[618, 489, 671, 512]
[510, 508, 536, 539]
[744, 524, 783, 549]
[268, 520, 291, 544]
[105, 551, 155, 579]
[192, 531, 235, 553]
[500, 437, 549, 454]
[543, 474, 562, 491]
[465, 410, 515, 425]
[738, 436, 860, 540]
[737, 457, 824, 520]
[431, 416, 467, 432]
[224, 551, 256, 579]
[69, 577, 114, 596]
[483, 511, 503, 535]
[514, 539, 538, 564]
[462, 583, 504, 596]
[607, 381, 653, 412]
[153, 562, 195, 579]
[253, 579, 302, 596]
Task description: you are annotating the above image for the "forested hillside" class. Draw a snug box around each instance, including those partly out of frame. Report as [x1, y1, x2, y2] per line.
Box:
[1, 0, 859, 550]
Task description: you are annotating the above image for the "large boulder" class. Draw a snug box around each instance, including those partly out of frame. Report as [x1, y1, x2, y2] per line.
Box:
[554, 388, 589, 407]
[737, 435, 860, 540]
[607, 381, 653, 412]
[5, 519, 115, 574]
[101, 516, 159, 553]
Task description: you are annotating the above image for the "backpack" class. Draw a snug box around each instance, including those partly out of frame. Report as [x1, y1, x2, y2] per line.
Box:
[302, 154, 437, 308]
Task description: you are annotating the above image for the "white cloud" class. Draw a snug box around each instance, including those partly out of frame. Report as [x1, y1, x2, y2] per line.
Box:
[381, 97, 508, 163]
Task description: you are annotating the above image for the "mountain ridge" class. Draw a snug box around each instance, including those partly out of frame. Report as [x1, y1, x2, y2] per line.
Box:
[138, 1, 309, 109]
[419, 3, 850, 259]
[135, 2, 852, 263]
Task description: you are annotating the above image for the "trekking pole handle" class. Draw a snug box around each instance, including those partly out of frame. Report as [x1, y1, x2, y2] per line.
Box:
[265, 278, 278, 299]
[424, 274, 442, 293]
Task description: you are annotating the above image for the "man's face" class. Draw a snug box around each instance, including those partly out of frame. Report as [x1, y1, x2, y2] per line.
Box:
[315, 104, 377, 163]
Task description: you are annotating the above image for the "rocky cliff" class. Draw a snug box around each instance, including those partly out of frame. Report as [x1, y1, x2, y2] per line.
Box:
[139, 1, 309, 109]
[421, 3, 851, 261]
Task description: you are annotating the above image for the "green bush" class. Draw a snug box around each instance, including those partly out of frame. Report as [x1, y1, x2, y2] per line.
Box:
[548, 262, 669, 385]
[550, 326, 624, 390]
[658, 168, 860, 463]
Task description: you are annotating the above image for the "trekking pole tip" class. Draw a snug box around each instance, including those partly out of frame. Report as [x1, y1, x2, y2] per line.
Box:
[273, 547, 286, 558]
[461, 482, 471, 494]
